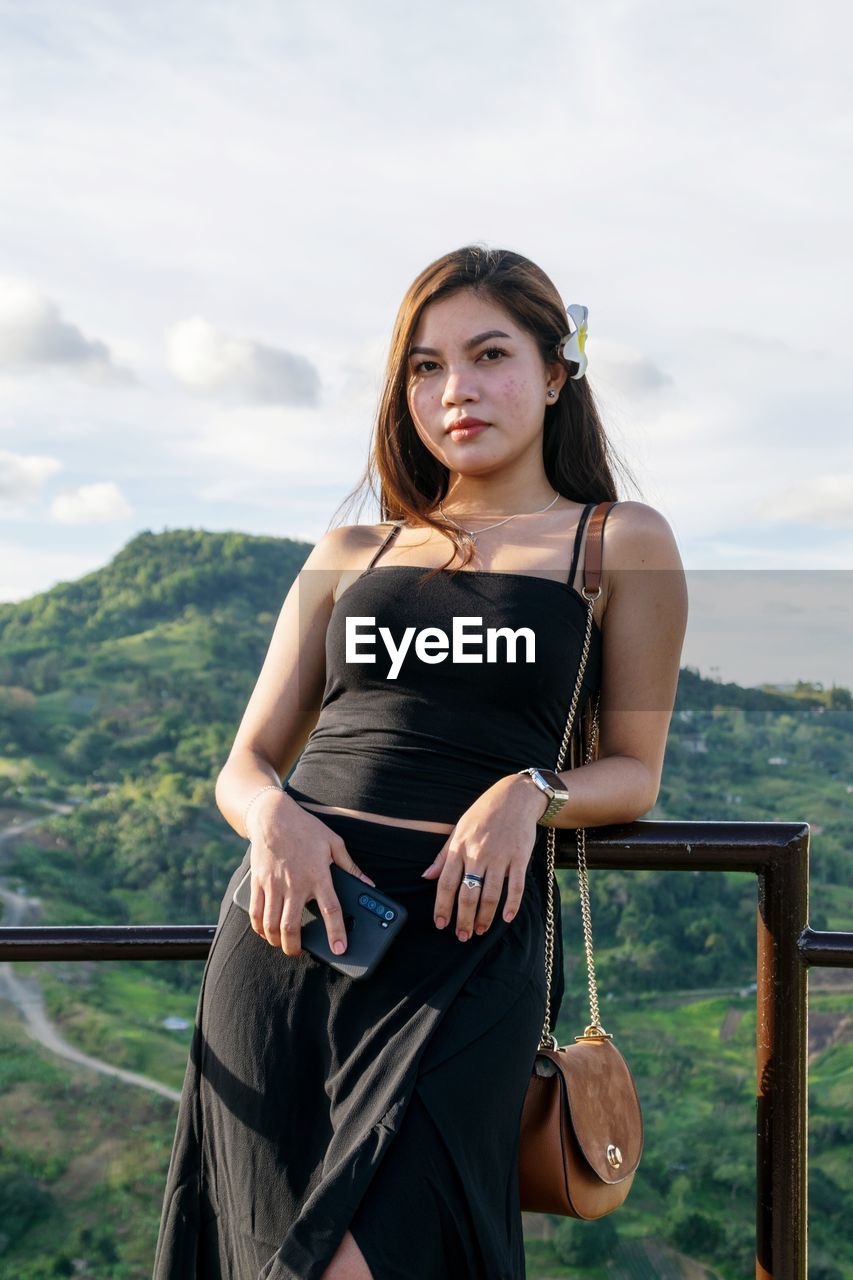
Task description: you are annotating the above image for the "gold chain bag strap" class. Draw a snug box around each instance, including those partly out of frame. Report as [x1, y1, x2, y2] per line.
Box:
[517, 500, 644, 1219]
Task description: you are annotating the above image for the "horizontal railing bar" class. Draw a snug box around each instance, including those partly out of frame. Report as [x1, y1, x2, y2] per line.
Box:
[555, 818, 810, 873]
[798, 926, 853, 968]
[0, 924, 216, 961]
[0, 822, 828, 964]
[0, 926, 846, 968]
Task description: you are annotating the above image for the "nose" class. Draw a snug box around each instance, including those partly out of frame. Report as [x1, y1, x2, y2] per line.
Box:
[440, 367, 480, 408]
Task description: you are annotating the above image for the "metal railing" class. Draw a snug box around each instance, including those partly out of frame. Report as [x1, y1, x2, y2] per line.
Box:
[2, 818, 851, 1280]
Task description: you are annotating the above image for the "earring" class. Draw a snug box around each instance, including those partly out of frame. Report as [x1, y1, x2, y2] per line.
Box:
[547, 390, 557, 399]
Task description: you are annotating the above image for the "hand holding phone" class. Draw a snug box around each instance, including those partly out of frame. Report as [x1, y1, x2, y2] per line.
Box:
[239, 793, 380, 960]
[233, 861, 407, 980]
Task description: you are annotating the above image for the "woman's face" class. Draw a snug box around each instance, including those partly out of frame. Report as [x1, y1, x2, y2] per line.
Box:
[405, 289, 566, 476]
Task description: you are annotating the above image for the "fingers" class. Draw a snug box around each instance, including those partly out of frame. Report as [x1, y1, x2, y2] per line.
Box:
[434, 853, 503, 939]
[253, 877, 348, 956]
[249, 877, 344, 956]
[456, 863, 504, 941]
[433, 851, 528, 940]
[279, 899, 305, 956]
[248, 879, 303, 956]
[432, 851, 462, 931]
[247, 827, 373, 956]
[248, 880, 269, 943]
[498, 863, 526, 926]
[312, 880, 349, 956]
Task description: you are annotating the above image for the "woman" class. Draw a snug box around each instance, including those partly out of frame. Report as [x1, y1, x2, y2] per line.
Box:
[152, 244, 688, 1280]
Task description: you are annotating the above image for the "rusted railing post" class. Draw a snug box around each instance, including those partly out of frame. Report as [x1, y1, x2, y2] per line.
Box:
[755, 828, 809, 1280]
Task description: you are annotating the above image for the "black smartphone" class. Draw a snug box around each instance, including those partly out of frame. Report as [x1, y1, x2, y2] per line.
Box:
[232, 859, 408, 980]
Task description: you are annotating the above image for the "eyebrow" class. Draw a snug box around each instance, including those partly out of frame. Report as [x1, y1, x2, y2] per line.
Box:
[408, 329, 513, 357]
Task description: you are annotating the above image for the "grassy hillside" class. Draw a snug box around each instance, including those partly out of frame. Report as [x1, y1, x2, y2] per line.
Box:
[0, 529, 850, 1278]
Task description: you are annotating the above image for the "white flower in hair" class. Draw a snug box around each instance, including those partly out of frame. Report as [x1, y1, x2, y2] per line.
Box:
[558, 304, 589, 379]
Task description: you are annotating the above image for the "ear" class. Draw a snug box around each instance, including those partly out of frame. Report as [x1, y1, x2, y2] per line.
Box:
[545, 356, 569, 398]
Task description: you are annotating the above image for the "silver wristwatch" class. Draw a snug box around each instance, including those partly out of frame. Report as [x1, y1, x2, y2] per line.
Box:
[516, 767, 570, 826]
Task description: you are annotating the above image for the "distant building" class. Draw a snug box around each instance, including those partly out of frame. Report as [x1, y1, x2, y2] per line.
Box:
[162, 1015, 190, 1031]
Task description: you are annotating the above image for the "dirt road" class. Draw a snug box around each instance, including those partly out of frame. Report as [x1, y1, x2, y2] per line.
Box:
[0, 802, 181, 1104]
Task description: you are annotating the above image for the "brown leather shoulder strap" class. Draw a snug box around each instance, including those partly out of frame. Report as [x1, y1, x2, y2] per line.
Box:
[583, 500, 618, 595]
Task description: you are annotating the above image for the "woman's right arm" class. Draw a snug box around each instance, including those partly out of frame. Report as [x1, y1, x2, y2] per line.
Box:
[214, 525, 376, 956]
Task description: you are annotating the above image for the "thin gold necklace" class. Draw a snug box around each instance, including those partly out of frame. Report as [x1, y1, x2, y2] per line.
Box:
[437, 491, 561, 542]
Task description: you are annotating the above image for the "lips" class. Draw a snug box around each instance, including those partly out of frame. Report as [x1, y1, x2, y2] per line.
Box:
[448, 423, 488, 440]
[446, 417, 489, 438]
[446, 417, 488, 431]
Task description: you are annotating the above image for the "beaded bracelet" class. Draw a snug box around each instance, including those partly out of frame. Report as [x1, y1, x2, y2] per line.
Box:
[242, 784, 283, 839]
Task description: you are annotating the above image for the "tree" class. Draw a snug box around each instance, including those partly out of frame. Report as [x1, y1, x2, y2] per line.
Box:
[552, 1215, 619, 1264]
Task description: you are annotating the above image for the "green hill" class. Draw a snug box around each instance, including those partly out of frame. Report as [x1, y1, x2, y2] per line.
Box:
[0, 529, 849, 1278]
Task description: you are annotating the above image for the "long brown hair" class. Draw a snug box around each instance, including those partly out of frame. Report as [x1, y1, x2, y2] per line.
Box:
[331, 243, 638, 579]
[331, 244, 636, 764]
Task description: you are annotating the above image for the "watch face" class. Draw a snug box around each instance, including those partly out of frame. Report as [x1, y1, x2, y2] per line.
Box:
[537, 769, 565, 793]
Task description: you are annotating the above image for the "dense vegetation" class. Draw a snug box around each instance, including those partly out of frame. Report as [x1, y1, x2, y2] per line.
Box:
[0, 529, 850, 1278]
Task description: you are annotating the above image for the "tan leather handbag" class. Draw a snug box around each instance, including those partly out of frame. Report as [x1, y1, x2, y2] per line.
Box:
[518, 500, 644, 1219]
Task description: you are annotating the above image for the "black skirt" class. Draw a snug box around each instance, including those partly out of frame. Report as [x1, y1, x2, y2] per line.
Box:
[151, 810, 565, 1280]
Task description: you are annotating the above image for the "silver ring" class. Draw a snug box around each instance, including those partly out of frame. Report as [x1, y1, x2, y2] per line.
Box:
[462, 873, 483, 891]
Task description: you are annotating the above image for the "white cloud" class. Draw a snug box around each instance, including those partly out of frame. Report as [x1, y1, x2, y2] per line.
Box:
[0, 0, 850, 675]
[166, 316, 321, 405]
[0, 278, 133, 383]
[0, 451, 64, 506]
[173, 403, 363, 489]
[592, 341, 674, 397]
[758, 476, 853, 528]
[50, 482, 133, 525]
[167, 333, 390, 498]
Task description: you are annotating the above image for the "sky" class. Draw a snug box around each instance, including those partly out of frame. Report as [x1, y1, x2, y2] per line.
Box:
[0, 0, 851, 690]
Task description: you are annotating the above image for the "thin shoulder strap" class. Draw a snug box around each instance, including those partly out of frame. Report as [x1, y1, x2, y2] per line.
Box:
[366, 521, 403, 569]
[582, 500, 618, 595]
[566, 502, 596, 585]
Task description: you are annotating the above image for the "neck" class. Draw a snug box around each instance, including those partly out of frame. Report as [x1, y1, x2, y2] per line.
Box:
[439, 470, 558, 519]
[439, 488, 559, 520]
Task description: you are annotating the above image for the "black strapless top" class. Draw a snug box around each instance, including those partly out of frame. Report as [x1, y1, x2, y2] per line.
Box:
[284, 506, 603, 824]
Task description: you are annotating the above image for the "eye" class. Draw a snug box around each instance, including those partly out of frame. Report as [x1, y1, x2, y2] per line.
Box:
[410, 347, 508, 375]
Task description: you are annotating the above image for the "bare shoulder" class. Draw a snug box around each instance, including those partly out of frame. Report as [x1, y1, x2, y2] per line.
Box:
[299, 522, 399, 583]
[593, 501, 688, 809]
[600, 499, 686, 617]
[603, 500, 683, 570]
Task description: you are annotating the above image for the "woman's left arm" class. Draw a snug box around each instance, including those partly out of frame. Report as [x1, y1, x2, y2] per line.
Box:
[527, 499, 689, 827]
[422, 502, 689, 940]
